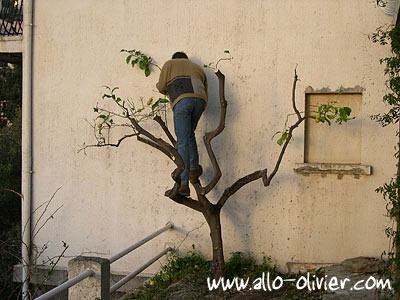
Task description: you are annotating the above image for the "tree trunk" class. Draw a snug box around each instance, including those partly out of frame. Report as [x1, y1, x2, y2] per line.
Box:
[203, 206, 225, 278]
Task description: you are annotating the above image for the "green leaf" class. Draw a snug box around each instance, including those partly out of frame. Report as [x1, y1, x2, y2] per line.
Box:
[224, 50, 230, 54]
[277, 131, 288, 146]
[327, 114, 336, 120]
[102, 94, 113, 99]
[97, 114, 107, 120]
[126, 55, 132, 64]
[159, 98, 169, 103]
[339, 108, 348, 120]
[116, 97, 121, 103]
[139, 60, 147, 70]
[152, 100, 160, 111]
[131, 58, 139, 68]
[272, 131, 281, 139]
[145, 67, 150, 77]
[93, 107, 99, 113]
[161, 273, 169, 282]
[343, 107, 352, 116]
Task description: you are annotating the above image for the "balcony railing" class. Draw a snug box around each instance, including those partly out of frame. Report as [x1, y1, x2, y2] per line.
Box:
[0, 0, 23, 36]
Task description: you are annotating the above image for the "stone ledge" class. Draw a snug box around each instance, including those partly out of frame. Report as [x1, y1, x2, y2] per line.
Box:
[0, 35, 23, 42]
[287, 262, 336, 274]
[0, 35, 22, 53]
[294, 163, 372, 177]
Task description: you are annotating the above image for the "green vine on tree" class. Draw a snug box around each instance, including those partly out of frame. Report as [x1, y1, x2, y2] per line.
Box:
[121, 49, 161, 76]
[371, 22, 400, 300]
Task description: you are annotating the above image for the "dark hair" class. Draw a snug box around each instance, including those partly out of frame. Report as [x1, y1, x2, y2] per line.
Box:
[172, 52, 188, 59]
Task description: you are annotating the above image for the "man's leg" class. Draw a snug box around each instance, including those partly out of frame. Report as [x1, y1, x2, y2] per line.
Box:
[173, 98, 192, 189]
[189, 98, 206, 171]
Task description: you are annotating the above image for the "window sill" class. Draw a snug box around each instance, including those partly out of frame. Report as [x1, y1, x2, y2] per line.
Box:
[294, 163, 372, 178]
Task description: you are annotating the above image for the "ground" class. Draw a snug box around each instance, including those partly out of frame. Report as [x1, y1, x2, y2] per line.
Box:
[120, 252, 386, 300]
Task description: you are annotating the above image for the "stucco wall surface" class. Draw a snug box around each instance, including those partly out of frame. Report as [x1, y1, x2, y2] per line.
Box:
[0, 36, 22, 52]
[30, 0, 395, 274]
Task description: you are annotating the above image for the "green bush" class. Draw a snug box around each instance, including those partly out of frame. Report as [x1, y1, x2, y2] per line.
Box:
[125, 249, 324, 300]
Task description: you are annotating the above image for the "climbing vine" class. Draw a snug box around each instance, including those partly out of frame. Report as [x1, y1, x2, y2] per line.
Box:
[371, 19, 400, 300]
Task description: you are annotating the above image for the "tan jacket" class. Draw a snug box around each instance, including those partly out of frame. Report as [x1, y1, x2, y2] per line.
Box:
[156, 58, 208, 108]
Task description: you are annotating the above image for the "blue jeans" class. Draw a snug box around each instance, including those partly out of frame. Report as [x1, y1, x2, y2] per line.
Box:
[173, 97, 206, 185]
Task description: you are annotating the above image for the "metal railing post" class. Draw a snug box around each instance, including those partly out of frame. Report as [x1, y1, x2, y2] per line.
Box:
[34, 270, 94, 300]
[68, 257, 110, 300]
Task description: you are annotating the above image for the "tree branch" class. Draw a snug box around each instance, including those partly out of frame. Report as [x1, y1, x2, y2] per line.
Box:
[264, 117, 305, 186]
[153, 115, 177, 148]
[167, 193, 203, 212]
[217, 169, 267, 210]
[292, 67, 301, 119]
[264, 69, 304, 186]
[128, 116, 177, 158]
[216, 68, 305, 208]
[78, 133, 137, 153]
[137, 136, 175, 159]
[203, 70, 227, 195]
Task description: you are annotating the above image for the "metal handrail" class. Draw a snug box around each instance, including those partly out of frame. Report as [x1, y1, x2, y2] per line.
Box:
[32, 222, 175, 298]
[110, 247, 173, 293]
[109, 222, 174, 264]
[33, 269, 95, 300]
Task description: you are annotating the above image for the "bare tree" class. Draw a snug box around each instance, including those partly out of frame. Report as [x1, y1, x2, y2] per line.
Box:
[81, 50, 352, 278]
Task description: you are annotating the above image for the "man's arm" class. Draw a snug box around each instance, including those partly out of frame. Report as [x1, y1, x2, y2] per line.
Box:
[156, 62, 170, 95]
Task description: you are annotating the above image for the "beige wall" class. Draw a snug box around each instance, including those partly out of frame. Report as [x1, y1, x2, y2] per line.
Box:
[30, 0, 395, 274]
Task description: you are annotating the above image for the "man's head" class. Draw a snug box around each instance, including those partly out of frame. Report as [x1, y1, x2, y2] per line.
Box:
[172, 52, 188, 59]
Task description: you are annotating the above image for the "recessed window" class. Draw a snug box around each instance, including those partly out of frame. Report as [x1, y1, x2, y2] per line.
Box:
[304, 93, 362, 164]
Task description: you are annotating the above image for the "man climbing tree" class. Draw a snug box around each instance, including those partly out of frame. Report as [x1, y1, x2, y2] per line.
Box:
[156, 52, 207, 196]
[82, 49, 353, 278]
